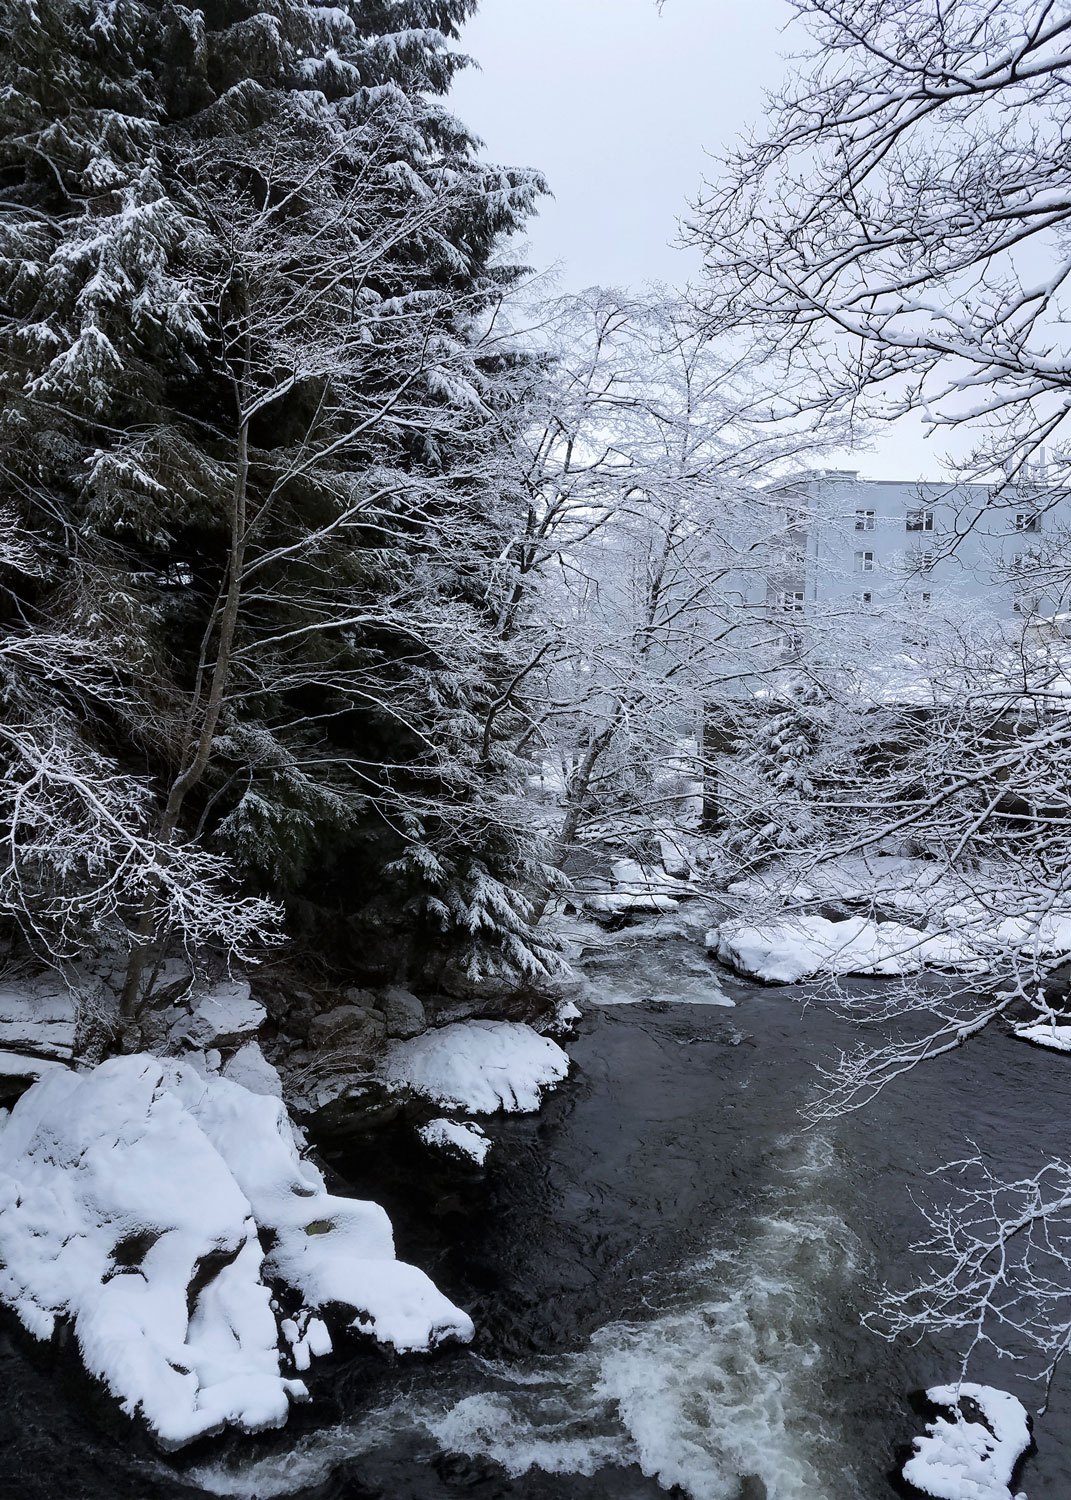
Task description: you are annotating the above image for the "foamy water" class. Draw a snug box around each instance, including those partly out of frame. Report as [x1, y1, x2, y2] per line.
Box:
[192, 1137, 860, 1500]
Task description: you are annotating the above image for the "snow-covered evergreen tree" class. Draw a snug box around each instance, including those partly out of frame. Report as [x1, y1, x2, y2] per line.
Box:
[721, 683, 833, 865]
[0, 0, 556, 1012]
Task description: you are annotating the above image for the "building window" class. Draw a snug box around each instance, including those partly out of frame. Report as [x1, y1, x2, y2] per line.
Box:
[906, 508, 934, 532]
[779, 590, 805, 612]
[1015, 511, 1041, 532]
[915, 591, 932, 607]
[854, 509, 875, 531]
[913, 550, 935, 573]
[855, 590, 873, 608]
[854, 550, 875, 572]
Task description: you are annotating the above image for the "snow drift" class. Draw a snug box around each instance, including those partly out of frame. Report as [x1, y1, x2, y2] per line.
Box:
[0, 1055, 472, 1448]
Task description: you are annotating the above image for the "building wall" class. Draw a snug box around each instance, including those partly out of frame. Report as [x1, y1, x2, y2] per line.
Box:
[771, 471, 1070, 625]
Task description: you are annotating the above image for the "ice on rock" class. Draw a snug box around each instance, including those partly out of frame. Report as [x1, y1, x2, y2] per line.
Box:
[383, 1020, 569, 1114]
[0, 1055, 472, 1448]
[715, 915, 983, 984]
[418, 1118, 491, 1165]
[903, 1383, 1030, 1500]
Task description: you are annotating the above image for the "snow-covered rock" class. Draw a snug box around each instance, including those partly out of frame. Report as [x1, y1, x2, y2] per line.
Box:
[903, 1383, 1030, 1500]
[658, 834, 693, 880]
[715, 915, 982, 984]
[382, 1020, 569, 1114]
[0, 1055, 472, 1449]
[581, 857, 695, 920]
[172, 981, 266, 1052]
[1013, 1020, 1071, 1053]
[726, 854, 956, 919]
[0, 1049, 68, 1081]
[584, 890, 679, 917]
[221, 1041, 283, 1098]
[418, 1118, 491, 1165]
[0, 979, 76, 1061]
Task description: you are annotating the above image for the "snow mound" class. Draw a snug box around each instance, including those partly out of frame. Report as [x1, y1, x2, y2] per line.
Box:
[0, 1055, 472, 1448]
[383, 1020, 569, 1114]
[715, 915, 982, 984]
[727, 854, 957, 919]
[903, 1383, 1030, 1500]
[418, 1118, 491, 1165]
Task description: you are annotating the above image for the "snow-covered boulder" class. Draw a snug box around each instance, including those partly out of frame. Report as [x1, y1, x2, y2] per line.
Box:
[658, 834, 693, 880]
[382, 1020, 569, 1114]
[1013, 1020, 1071, 1053]
[714, 915, 982, 984]
[0, 1055, 472, 1449]
[418, 1118, 491, 1165]
[581, 857, 694, 920]
[902, 1383, 1030, 1499]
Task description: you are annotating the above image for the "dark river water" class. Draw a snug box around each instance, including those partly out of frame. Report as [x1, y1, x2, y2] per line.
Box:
[2, 926, 1070, 1499]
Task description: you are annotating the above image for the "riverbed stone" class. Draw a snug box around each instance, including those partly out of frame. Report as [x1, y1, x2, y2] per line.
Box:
[381, 986, 426, 1039]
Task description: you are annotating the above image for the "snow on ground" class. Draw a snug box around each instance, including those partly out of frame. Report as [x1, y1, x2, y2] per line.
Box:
[382, 1020, 569, 1114]
[418, 1118, 491, 1165]
[0, 1055, 472, 1448]
[1013, 1021, 1071, 1053]
[902, 1383, 1030, 1500]
[715, 915, 983, 984]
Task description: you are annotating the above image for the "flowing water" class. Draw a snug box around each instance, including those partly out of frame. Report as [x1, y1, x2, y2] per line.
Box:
[3, 928, 1071, 1499]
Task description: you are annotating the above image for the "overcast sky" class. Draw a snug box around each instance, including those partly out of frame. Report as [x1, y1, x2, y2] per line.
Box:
[449, 0, 963, 483]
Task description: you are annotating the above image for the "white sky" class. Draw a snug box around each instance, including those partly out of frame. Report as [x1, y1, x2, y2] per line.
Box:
[449, 0, 965, 483]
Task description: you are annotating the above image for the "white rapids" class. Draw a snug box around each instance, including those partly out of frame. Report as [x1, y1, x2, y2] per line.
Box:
[191, 1137, 862, 1500]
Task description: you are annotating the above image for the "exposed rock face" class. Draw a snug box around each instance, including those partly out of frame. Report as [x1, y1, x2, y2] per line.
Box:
[222, 1040, 283, 1098]
[381, 986, 427, 1040]
[0, 977, 77, 1062]
[307, 1004, 386, 1050]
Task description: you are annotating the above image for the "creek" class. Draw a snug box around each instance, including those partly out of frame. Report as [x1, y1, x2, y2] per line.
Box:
[3, 927, 1071, 1499]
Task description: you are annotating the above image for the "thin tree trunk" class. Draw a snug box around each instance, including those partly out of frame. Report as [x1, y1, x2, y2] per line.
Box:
[119, 401, 251, 1024]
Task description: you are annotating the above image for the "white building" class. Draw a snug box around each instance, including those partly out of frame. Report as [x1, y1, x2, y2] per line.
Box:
[765, 470, 1070, 629]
